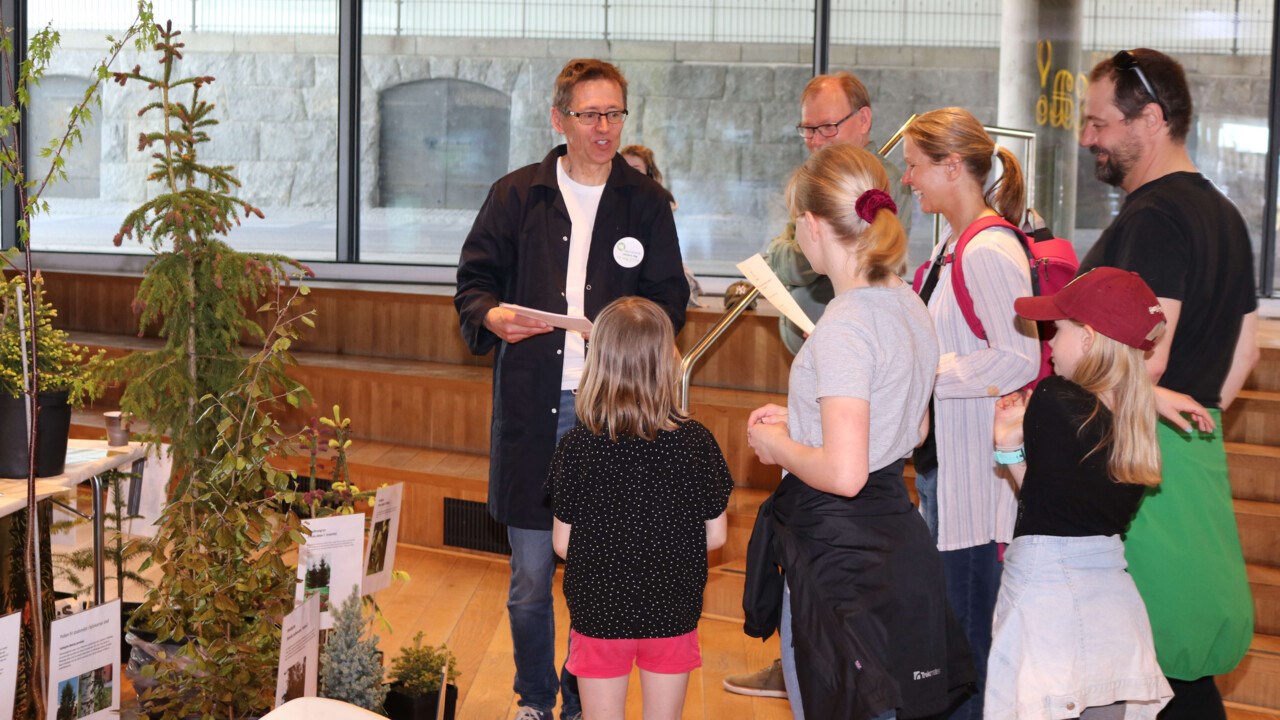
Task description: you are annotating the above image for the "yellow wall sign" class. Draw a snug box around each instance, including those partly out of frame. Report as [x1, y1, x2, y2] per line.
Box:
[1035, 40, 1088, 133]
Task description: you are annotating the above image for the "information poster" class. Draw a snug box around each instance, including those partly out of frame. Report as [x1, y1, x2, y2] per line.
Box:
[295, 513, 365, 629]
[0, 611, 20, 718]
[275, 593, 320, 707]
[46, 600, 120, 720]
[362, 483, 404, 596]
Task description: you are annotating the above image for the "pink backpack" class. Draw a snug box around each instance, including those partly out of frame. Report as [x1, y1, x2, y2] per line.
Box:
[912, 215, 1079, 389]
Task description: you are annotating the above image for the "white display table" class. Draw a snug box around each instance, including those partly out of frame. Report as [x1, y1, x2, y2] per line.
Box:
[0, 438, 148, 605]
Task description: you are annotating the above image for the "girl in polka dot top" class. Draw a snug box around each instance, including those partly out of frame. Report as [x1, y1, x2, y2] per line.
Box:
[548, 296, 734, 720]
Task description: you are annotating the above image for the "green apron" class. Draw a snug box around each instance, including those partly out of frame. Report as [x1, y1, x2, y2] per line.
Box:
[1123, 410, 1254, 680]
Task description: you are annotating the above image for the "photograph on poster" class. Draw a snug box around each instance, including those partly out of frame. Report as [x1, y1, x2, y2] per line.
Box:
[362, 483, 403, 595]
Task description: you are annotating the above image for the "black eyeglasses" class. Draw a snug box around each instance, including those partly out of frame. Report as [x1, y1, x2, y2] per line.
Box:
[561, 108, 628, 126]
[1113, 50, 1165, 118]
[796, 111, 854, 139]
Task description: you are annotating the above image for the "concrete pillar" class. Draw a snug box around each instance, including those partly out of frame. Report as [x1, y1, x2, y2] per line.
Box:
[998, 0, 1083, 237]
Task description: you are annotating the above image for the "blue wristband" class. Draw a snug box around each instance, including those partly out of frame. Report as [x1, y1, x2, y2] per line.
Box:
[993, 446, 1026, 465]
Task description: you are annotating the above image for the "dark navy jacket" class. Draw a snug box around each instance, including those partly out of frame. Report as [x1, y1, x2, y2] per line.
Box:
[454, 145, 689, 529]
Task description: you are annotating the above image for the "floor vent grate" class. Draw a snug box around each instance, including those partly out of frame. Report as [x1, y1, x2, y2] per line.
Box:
[443, 498, 511, 555]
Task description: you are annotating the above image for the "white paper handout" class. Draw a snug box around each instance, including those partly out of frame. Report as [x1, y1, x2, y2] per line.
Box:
[362, 483, 404, 596]
[275, 592, 320, 707]
[0, 611, 21, 719]
[499, 302, 593, 335]
[46, 600, 120, 720]
[736, 254, 816, 335]
[295, 513, 365, 629]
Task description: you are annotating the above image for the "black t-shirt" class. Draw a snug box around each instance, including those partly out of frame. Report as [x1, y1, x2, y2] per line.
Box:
[1079, 172, 1257, 407]
[548, 419, 734, 639]
[1014, 376, 1146, 538]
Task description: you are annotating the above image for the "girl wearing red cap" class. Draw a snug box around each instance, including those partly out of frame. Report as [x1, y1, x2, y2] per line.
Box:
[985, 267, 1212, 719]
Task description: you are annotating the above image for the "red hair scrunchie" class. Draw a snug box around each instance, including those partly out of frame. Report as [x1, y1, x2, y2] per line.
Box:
[855, 189, 897, 224]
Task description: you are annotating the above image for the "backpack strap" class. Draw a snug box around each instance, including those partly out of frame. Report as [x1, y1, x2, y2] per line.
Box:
[949, 215, 1027, 342]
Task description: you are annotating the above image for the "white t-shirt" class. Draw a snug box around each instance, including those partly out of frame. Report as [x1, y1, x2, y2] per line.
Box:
[556, 160, 605, 391]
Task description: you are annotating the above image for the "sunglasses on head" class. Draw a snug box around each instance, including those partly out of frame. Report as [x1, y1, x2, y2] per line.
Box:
[1113, 50, 1165, 119]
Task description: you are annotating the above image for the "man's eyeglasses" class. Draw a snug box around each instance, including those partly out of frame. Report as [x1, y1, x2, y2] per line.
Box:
[796, 111, 854, 139]
[561, 108, 629, 126]
[1113, 50, 1164, 117]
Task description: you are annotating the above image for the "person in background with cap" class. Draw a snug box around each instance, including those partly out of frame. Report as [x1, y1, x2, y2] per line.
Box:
[986, 268, 1213, 720]
[1078, 48, 1258, 719]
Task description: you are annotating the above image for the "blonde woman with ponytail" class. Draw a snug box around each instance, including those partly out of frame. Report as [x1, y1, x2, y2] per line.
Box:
[744, 144, 972, 719]
[985, 268, 1213, 719]
[901, 107, 1041, 720]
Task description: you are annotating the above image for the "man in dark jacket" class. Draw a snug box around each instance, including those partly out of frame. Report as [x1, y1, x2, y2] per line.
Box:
[454, 58, 689, 720]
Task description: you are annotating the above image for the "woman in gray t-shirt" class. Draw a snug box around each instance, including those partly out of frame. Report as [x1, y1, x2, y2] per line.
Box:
[745, 144, 970, 720]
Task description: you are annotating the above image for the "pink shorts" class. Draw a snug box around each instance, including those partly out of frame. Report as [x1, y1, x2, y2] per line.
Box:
[565, 629, 702, 678]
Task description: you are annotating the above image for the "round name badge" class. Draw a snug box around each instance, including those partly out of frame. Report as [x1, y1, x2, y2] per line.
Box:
[613, 237, 644, 268]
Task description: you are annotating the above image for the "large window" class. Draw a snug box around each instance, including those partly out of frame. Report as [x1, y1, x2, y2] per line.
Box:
[23, 1, 340, 261]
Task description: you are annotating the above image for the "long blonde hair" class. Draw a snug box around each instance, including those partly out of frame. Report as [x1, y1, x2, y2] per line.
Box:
[1069, 327, 1162, 487]
[904, 107, 1026, 227]
[575, 297, 687, 441]
[785, 143, 907, 284]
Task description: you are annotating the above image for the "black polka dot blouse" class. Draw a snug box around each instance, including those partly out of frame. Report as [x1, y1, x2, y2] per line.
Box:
[548, 419, 734, 639]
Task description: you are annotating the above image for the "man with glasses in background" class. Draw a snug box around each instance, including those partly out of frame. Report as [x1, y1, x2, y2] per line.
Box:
[762, 72, 913, 356]
[455, 58, 689, 720]
[723, 71, 912, 702]
[1078, 47, 1259, 719]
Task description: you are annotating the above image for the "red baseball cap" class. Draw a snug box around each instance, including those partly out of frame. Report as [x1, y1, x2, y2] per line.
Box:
[1014, 267, 1166, 351]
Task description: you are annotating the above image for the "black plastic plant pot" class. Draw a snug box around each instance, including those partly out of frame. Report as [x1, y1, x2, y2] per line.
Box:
[0, 390, 71, 478]
[383, 682, 457, 720]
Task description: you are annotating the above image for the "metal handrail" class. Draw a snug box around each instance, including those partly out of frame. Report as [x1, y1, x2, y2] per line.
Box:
[878, 113, 916, 157]
[676, 114, 922, 413]
[677, 286, 760, 413]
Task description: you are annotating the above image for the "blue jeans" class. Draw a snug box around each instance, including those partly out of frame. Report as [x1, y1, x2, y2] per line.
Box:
[507, 390, 580, 718]
[940, 541, 1002, 720]
[915, 467, 939, 543]
[780, 582, 895, 720]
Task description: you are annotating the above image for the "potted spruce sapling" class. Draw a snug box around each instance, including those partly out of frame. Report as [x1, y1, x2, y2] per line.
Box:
[318, 588, 387, 712]
[106, 20, 315, 719]
[384, 632, 460, 720]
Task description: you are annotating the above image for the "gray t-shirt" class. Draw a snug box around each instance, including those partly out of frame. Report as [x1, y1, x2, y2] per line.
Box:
[787, 282, 939, 472]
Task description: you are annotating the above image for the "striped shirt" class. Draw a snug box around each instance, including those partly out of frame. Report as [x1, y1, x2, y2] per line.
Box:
[927, 224, 1039, 550]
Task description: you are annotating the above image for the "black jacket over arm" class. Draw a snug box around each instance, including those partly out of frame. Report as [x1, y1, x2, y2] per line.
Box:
[454, 145, 689, 529]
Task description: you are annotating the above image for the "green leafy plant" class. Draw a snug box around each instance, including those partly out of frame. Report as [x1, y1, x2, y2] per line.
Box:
[0, 274, 102, 402]
[101, 20, 317, 720]
[127, 280, 311, 719]
[388, 632, 460, 697]
[320, 587, 388, 713]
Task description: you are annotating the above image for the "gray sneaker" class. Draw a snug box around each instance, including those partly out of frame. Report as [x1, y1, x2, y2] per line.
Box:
[513, 707, 550, 720]
[722, 658, 788, 698]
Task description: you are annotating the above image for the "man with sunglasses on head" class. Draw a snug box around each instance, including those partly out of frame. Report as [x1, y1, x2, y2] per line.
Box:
[761, 72, 913, 356]
[455, 58, 689, 720]
[1079, 47, 1259, 720]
